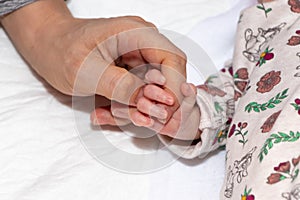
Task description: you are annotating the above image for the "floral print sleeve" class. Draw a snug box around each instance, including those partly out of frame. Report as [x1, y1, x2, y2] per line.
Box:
[161, 0, 300, 199]
[158, 62, 236, 159]
[193, 63, 236, 157]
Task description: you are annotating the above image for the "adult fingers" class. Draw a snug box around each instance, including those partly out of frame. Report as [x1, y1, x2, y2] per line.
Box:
[91, 105, 154, 127]
[96, 64, 145, 106]
[97, 100, 155, 127]
[116, 26, 187, 80]
[110, 102, 154, 127]
[90, 106, 131, 126]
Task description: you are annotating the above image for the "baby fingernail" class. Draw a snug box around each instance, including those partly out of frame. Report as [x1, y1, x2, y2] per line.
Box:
[92, 118, 99, 125]
[152, 106, 167, 119]
[112, 109, 127, 118]
[163, 95, 174, 105]
[137, 115, 151, 126]
[158, 76, 166, 84]
[182, 83, 190, 92]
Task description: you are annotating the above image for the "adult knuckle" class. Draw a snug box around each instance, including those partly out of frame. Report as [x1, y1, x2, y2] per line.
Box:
[111, 71, 135, 102]
[129, 15, 146, 22]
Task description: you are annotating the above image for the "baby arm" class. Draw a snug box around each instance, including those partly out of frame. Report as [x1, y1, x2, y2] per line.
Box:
[147, 65, 236, 159]
[145, 82, 201, 141]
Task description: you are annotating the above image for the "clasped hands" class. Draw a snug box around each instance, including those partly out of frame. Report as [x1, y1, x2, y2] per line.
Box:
[91, 67, 201, 141]
[1, 0, 200, 140]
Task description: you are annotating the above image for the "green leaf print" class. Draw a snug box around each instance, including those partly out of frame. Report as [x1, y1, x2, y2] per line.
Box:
[256, 3, 272, 18]
[214, 102, 223, 113]
[259, 131, 300, 162]
[245, 88, 289, 113]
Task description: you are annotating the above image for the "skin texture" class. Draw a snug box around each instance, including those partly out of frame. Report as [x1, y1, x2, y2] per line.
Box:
[0, 0, 187, 126]
[92, 69, 201, 141]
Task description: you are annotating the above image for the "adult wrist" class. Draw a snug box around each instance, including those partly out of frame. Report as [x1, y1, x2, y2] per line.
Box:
[1, 0, 73, 63]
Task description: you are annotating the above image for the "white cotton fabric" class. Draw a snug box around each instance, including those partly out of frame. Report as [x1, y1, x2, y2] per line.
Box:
[0, 0, 254, 199]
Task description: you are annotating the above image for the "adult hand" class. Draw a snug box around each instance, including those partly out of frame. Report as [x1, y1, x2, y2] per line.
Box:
[92, 75, 201, 141]
[1, 0, 186, 125]
[91, 68, 184, 126]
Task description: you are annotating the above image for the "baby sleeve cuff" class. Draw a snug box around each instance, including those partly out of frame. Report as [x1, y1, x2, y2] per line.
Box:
[158, 88, 227, 159]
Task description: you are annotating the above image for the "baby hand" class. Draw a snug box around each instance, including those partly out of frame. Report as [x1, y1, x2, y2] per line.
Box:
[136, 69, 180, 123]
[147, 82, 201, 140]
[91, 68, 177, 126]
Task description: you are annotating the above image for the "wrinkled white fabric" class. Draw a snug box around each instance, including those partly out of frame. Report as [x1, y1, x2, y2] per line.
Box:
[0, 0, 246, 199]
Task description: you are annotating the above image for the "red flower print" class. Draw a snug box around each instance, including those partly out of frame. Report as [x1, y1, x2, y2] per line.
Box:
[256, 47, 274, 67]
[288, 0, 300, 13]
[234, 68, 249, 80]
[260, 110, 281, 133]
[274, 161, 291, 173]
[264, 53, 274, 60]
[235, 81, 248, 92]
[288, 35, 300, 46]
[246, 195, 255, 200]
[221, 65, 233, 76]
[256, 71, 281, 93]
[229, 66, 233, 76]
[267, 157, 299, 185]
[267, 173, 283, 184]
[241, 186, 255, 200]
[290, 98, 300, 115]
[228, 124, 236, 138]
[292, 155, 300, 166]
[234, 90, 242, 101]
[197, 85, 226, 97]
[238, 122, 248, 129]
[234, 122, 249, 146]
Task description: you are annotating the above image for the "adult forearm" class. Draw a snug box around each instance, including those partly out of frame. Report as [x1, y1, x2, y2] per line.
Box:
[0, 0, 36, 16]
[0, 0, 73, 64]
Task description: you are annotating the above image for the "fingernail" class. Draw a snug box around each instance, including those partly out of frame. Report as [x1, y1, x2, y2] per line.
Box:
[112, 109, 127, 118]
[136, 115, 151, 127]
[92, 117, 100, 125]
[158, 76, 166, 85]
[163, 95, 174, 105]
[182, 83, 190, 92]
[144, 73, 150, 82]
[148, 118, 154, 127]
[158, 118, 167, 124]
[152, 106, 168, 119]
[182, 83, 193, 96]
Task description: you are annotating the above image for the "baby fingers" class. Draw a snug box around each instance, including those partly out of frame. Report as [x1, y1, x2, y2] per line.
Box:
[144, 68, 166, 85]
[110, 102, 154, 127]
[90, 106, 131, 126]
[143, 84, 174, 105]
[136, 97, 168, 119]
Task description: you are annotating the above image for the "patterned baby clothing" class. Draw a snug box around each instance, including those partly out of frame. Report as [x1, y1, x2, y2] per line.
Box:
[160, 0, 300, 199]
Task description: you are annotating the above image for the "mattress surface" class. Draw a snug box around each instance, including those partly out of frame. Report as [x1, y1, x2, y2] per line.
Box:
[0, 0, 254, 199]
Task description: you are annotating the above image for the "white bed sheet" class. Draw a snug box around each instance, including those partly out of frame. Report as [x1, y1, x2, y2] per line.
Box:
[0, 0, 254, 200]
